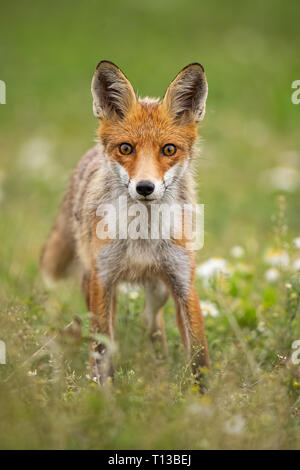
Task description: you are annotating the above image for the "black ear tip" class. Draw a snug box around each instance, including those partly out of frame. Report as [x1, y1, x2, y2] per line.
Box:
[95, 60, 119, 71]
[183, 62, 205, 73]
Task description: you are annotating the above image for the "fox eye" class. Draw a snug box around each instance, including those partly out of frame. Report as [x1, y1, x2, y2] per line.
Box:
[119, 143, 133, 155]
[162, 144, 177, 156]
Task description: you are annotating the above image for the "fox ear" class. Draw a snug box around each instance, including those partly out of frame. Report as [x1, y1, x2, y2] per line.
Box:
[91, 61, 137, 119]
[162, 63, 208, 122]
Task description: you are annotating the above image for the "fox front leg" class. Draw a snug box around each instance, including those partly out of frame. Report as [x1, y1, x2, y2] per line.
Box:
[88, 267, 116, 385]
[161, 244, 210, 384]
[175, 288, 210, 379]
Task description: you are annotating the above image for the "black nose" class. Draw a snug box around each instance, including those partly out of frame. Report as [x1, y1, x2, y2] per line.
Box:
[136, 180, 155, 197]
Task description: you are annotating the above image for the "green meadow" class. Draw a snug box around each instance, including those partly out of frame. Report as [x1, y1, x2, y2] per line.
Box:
[0, 0, 300, 449]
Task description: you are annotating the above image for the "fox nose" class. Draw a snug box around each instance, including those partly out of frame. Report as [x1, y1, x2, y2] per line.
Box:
[136, 180, 155, 197]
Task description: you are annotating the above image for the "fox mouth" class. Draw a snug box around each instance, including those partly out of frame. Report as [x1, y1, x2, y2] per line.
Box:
[136, 196, 156, 203]
[126, 187, 158, 202]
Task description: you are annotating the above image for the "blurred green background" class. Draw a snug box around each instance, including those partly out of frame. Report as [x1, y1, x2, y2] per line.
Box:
[0, 0, 300, 450]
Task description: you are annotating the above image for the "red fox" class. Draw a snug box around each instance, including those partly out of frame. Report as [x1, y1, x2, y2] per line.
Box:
[40, 61, 210, 385]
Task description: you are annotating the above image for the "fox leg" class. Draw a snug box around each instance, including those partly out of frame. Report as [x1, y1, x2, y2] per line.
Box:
[175, 287, 210, 381]
[142, 279, 169, 355]
[88, 267, 116, 385]
[162, 247, 210, 384]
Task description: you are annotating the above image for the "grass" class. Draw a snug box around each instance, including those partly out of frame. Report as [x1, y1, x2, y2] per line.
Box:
[0, 0, 300, 449]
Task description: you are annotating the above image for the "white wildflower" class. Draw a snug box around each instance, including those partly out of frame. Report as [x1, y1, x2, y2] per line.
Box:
[230, 246, 245, 258]
[223, 414, 245, 436]
[119, 282, 140, 299]
[201, 301, 219, 317]
[261, 166, 299, 192]
[196, 257, 231, 285]
[264, 249, 289, 268]
[264, 268, 280, 283]
[293, 238, 300, 249]
[86, 374, 98, 383]
[118, 283, 130, 295]
[293, 259, 300, 271]
[27, 370, 37, 376]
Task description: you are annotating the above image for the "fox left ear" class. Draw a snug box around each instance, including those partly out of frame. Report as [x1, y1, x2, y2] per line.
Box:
[162, 63, 208, 122]
[91, 60, 137, 119]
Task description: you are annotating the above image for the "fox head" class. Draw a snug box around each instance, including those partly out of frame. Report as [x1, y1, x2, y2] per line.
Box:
[91, 61, 208, 202]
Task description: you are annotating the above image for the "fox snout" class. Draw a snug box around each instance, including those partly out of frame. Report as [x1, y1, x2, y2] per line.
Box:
[136, 181, 155, 197]
[128, 178, 165, 201]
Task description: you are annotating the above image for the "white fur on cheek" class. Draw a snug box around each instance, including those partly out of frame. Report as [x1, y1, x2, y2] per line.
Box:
[164, 164, 179, 187]
[164, 159, 189, 187]
[128, 180, 137, 200]
[111, 161, 130, 186]
[179, 158, 190, 177]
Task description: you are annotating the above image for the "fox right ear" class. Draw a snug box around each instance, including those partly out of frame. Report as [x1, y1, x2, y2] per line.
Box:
[91, 61, 137, 119]
[162, 63, 208, 122]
